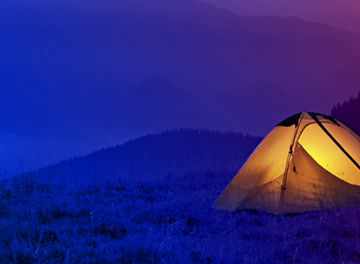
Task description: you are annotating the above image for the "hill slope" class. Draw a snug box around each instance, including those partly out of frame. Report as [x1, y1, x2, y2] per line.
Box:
[30, 129, 261, 185]
[3, 129, 360, 263]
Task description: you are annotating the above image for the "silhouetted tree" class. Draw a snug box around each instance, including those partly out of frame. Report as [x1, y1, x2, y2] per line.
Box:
[331, 91, 360, 136]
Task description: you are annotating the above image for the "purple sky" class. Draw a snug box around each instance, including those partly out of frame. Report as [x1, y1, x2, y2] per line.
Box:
[1, 0, 360, 175]
[200, 0, 360, 33]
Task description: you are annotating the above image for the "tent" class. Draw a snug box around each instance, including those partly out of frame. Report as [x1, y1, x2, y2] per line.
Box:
[214, 112, 360, 214]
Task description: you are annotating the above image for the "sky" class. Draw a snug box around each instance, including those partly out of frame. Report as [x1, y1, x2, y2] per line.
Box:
[1, 0, 360, 175]
[200, 0, 360, 33]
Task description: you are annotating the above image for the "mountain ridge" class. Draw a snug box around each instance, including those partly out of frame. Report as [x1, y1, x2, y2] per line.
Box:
[1, 0, 360, 170]
[200, 0, 360, 33]
[1, 0, 360, 137]
[26, 129, 261, 185]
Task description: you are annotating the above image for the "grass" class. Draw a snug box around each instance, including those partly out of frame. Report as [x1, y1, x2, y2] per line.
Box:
[1, 174, 360, 263]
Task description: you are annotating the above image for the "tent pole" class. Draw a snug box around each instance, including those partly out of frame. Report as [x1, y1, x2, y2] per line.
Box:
[280, 112, 305, 210]
[309, 113, 360, 170]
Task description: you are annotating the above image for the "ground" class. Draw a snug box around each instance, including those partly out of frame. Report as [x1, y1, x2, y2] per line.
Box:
[1, 174, 360, 264]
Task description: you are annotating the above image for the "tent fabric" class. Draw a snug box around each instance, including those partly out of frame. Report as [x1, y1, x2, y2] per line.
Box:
[214, 112, 360, 214]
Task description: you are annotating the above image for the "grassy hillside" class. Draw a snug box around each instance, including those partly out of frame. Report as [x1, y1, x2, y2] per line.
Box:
[2, 172, 360, 263]
[2, 129, 360, 263]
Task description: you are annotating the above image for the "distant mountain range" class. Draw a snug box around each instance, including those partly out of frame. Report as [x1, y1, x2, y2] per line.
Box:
[29, 129, 261, 185]
[200, 0, 360, 33]
[2, 0, 360, 174]
[24, 89, 360, 186]
[1, 0, 360, 140]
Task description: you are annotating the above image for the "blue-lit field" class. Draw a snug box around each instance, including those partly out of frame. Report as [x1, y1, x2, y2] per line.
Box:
[2, 130, 360, 263]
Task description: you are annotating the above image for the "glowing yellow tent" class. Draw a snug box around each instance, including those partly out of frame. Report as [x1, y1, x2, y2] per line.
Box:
[215, 112, 360, 214]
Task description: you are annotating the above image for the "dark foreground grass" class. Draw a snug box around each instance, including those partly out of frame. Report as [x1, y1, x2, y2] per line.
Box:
[1, 175, 360, 264]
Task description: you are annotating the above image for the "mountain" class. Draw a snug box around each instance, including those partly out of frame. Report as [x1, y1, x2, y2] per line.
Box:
[200, 0, 360, 33]
[331, 91, 360, 135]
[29, 129, 261, 185]
[1, 0, 360, 168]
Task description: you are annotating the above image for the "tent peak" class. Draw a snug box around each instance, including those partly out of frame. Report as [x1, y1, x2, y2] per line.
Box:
[276, 112, 339, 127]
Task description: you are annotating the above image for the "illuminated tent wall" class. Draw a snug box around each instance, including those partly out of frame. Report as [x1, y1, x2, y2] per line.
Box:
[214, 112, 360, 214]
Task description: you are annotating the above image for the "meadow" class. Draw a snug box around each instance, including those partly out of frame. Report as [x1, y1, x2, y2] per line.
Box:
[2, 170, 360, 264]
